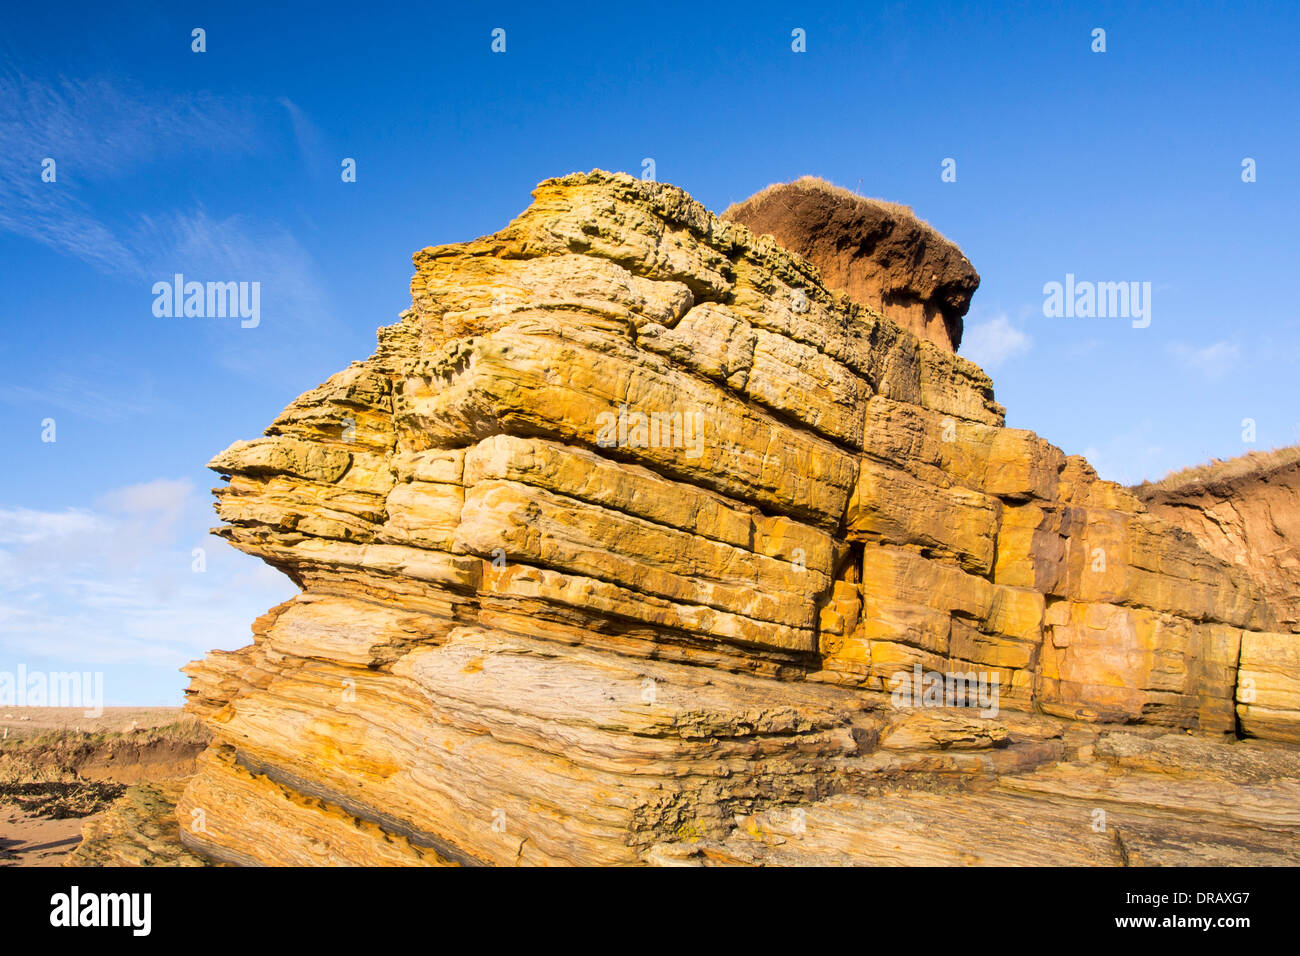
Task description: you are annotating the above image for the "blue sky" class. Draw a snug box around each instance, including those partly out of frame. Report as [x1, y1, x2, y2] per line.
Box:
[1, 1, 1297, 703]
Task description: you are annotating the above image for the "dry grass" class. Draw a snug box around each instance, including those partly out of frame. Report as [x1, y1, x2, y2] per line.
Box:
[1134, 444, 1300, 501]
[0, 705, 187, 736]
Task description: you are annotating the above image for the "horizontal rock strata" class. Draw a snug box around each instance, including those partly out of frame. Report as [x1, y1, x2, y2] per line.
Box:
[171, 171, 1300, 866]
[1136, 446, 1300, 633]
[651, 732, 1300, 866]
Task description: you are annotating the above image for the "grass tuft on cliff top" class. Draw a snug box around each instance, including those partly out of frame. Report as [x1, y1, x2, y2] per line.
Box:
[1134, 444, 1300, 501]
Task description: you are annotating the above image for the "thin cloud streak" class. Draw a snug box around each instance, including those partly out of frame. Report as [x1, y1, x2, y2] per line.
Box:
[0, 70, 263, 276]
[0, 72, 340, 377]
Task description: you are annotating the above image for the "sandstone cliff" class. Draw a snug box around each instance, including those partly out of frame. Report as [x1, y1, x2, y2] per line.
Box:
[1136, 447, 1300, 633]
[148, 172, 1300, 867]
[1135, 448, 1300, 746]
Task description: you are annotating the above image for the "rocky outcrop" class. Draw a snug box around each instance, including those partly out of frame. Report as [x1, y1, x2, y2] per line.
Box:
[1136, 450, 1300, 744]
[170, 171, 1299, 866]
[69, 783, 213, 867]
[654, 731, 1300, 866]
[1136, 447, 1300, 633]
[721, 177, 978, 350]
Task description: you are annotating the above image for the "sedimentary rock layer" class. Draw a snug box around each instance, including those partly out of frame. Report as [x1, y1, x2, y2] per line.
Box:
[171, 171, 1299, 866]
[1137, 447, 1300, 633]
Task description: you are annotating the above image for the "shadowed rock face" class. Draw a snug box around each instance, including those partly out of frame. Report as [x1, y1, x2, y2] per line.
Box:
[159, 171, 1300, 867]
[721, 177, 978, 351]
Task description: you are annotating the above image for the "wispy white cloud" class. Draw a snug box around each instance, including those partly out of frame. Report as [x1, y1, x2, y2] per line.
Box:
[0, 71, 263, 275]
[0, 72, 338, 376]
[135, 207, 338, 373]
[1, 73, 257, 176]
[961, 313, 1031, 369]
[98, 477, 193, 516]
[278, 96, 332, 184]
[0, 371, 158, 422]
[0, 478, 295, 672]
[0, 507, 107, 546]
[1170, 340, 1241, 381]
[137, 207, 325, 303]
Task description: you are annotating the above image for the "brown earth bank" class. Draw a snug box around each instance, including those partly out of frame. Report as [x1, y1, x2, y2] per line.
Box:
[721, 177, 979, 350]
[0, 708, 208, 866]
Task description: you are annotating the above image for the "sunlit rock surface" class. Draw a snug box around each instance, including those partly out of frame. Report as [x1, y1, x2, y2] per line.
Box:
[155, 172, 1299, 866]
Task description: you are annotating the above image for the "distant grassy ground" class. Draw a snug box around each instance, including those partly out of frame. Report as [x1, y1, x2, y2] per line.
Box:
[0, 707, 208, 866]
[0, 706, 190, 737]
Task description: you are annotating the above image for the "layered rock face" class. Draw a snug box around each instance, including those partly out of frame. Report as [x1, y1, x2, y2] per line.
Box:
[1136, 448, 1300, 634]
[176, 172, 1300, 866]
[1136, 449, 1300, 744]
[721, 177, 978, 350]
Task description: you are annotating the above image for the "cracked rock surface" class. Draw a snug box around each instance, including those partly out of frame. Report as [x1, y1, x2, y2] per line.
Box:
[96, 171, 1299, 866]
